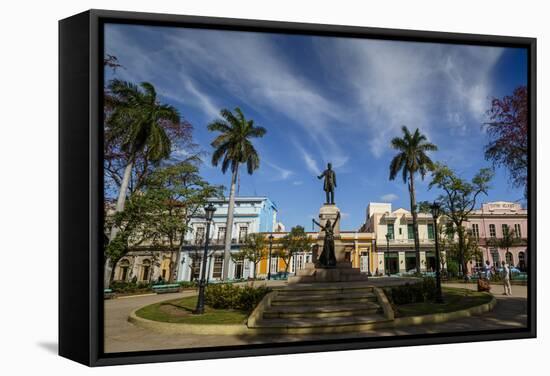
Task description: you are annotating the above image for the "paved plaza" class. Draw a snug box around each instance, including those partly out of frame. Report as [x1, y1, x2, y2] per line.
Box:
[104, 281, 527, 353]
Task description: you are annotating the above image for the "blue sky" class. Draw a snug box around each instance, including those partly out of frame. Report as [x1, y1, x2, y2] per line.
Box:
[104, 23, 527, 231]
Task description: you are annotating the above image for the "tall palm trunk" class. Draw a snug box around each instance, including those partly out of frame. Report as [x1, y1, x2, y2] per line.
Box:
[408, 171, 421, 273]
[222, 165, 239, 280]
[105, 158, 134, 287]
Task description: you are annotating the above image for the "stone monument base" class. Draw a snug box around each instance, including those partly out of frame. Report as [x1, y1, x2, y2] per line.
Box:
[288, 262, 369, 284]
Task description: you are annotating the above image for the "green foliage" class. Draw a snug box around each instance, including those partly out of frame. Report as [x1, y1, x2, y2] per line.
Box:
[142, 161, 224, 252]
[208, 107, 267, 175]
[385, 278, 437, 305]
[428, 163, 494, 274]
[389, 126, 438, 273]
[110, 281, 151, 293]
[277, 225, 314, 273]
[106, 79, 180, 161]
[104, 192, 155, 261]
[177, 281, 198, 289]
[389, 126, 438, 183]
[487, 228, 521, 252]
[446, 259, 460, 278]
[204, 284, 271, 312]
[238, 233, 268, 279]
[136, 296, 248, 325]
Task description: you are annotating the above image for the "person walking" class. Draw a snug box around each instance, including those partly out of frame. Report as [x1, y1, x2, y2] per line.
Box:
[501, 261, 513, 296]
[484, 260, 492, 280]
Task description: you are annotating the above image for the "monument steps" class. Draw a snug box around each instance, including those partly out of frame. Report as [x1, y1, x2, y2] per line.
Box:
[257, 314, 390, 329]
[275, 284, 375, 295]
[249, 283, 393, 334]
[271, 291, 378, 306]
[263, 302, 382, 319]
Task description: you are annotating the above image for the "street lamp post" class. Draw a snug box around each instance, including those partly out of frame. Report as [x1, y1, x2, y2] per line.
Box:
[267, 234, 274, 280]
[194, 203, 216, 314]
[431, 201, 444, 304]
[385, 233, 390, 275]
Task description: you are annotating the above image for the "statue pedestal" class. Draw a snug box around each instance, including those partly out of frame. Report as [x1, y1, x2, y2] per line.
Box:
[289, 204, 368, 284]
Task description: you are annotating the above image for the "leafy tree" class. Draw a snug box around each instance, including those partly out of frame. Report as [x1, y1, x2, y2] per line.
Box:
[103, 192, 155, 285]
[449, 230, 482, 273]
[276, 226, 313, 274]
[238, 233, 268, 282]
[389, 126, 438, 273]
[103, 80, 187, 285]
[208, 107, 267, 280]
[428, 163, 494, 276]
[487, 228, 521, 268]
[484, 86, 528, 198]
[141, 160, 223, 282]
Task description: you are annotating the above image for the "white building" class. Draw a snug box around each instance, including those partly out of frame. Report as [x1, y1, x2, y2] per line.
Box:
[363, 203, 446, 275]
[178, 196, 278, 281]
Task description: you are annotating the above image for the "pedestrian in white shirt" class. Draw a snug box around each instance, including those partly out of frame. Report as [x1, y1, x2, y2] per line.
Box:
[501, 261, 512, 296]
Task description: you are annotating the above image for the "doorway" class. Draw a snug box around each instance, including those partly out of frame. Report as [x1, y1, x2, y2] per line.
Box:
[384, 252, 398, 275]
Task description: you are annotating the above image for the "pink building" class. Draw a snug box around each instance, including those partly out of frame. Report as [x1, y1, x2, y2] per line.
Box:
[465, 201, 528, 272]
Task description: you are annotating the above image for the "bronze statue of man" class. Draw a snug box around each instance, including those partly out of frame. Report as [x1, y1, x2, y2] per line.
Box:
[318, 163, 336, 204]
[312, 212, 340, 267]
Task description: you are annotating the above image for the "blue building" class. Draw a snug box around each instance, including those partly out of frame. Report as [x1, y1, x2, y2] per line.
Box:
[177, 196, 280, 281]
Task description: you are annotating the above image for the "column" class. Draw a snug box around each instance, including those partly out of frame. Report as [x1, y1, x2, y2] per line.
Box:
[440, 251, 447, 270]
[398, 251, 406, 273]
[420, 251, 427, 272]
[377, 252, 385, 275]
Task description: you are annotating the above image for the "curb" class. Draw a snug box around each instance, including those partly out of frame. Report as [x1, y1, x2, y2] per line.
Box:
[392, 294, 497, 328]
[128, 309, 249, 335]
[128, 294, 496, 336]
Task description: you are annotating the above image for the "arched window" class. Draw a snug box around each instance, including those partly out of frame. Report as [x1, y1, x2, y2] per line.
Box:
[119, 259, 130, 281]
[490, 248, 500, 266]
[506, 252, 514, 266]
[518, 252, 526, 271]
[141, 259, 151, 281]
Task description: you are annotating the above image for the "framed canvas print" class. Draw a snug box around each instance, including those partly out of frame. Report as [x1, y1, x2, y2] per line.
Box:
[59, 9, 536, 366]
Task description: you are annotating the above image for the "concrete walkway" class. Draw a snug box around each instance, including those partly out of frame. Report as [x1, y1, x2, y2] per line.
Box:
[104, 282, 527, 353]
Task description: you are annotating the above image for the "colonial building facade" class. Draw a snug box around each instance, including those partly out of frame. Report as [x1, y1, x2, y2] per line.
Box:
[364, 201, 528, 275]
[464, 201, 528, 272]
[110, 198, 528, 283]
[253, 230, 376, 278]
[363, 203, 446, 275]
[177, 196, 280, 281]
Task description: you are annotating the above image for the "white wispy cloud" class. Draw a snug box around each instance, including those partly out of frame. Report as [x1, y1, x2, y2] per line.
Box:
[264, 160, 293, 181]
[107, 25, 506, 177]
[300, 148, 321, 175]
[380, 193, 399, 202]
[163, 29, 350, 169]
[315, 39, 504, 158]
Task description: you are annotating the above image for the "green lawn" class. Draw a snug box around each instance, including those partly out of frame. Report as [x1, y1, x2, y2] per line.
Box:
[396, 287, 493, 317]
[135, 296, 248, 325]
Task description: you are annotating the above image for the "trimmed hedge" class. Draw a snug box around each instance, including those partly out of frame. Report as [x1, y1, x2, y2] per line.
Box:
[110, 281, 151, 293]
[385, 278, 437, 305]
[177, 280, 199, 289]
[204, 284, 271, 312]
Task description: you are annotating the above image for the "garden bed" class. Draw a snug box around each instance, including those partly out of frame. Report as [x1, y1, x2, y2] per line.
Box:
[396, 287, 493, 317]
[135, 296, 249, 325]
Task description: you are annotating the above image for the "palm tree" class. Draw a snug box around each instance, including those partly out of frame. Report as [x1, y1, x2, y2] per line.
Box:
[106, 79, 180, 222]
[389, 126, 437, 273]
[105, 80, 180, 285]
[208, 107, 266, 280]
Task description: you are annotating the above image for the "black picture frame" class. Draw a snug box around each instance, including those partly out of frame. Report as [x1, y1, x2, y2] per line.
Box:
[59, 9, 537, 367]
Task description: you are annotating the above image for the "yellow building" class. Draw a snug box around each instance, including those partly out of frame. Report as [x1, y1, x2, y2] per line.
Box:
[256, 230, 376, 278]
